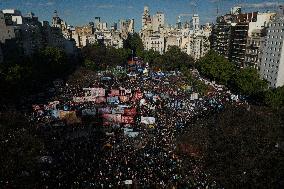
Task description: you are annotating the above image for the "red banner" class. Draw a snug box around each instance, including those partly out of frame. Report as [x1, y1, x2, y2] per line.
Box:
[119, 96, 129, 102]
[95, 97, 106, 104]
[109, 89, 120, 97]
[121, 116, 134, 124]
[102, 114, 121, 123]
[124, 108, 137, 116]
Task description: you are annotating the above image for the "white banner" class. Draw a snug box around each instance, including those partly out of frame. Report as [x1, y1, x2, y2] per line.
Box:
[141, 117, 155, 124]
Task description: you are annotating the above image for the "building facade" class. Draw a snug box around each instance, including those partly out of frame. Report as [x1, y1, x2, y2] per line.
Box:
[258, 13, 284, 88]
[140, 6, 211, 59]
[212, 8, 276, 67]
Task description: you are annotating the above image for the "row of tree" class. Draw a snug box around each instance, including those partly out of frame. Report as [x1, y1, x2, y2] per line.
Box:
[0, 46, 76, 105]
[79, 33, 284, 108]
[196, 50, 284, 108]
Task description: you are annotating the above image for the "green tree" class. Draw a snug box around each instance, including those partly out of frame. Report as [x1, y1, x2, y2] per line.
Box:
[153, 46, 194, 71]
[197, 50, 235, 85]
[143, 49, 161, 64]
[231, 68, 268, 96]
[265, 87, 284, 109]
[123, 33, 144, 57]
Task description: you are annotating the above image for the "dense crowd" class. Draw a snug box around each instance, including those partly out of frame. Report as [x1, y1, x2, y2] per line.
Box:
[29, 67, 243, 188]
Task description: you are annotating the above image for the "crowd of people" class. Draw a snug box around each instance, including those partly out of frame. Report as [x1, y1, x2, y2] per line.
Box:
[30, 67, 244, 188]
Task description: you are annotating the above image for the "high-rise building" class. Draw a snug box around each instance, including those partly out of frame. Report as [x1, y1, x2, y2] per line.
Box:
[152, 12, 165, 32]
[245, 12, 276, 68]
[142, 6, 151, 30]
[120, 19, 134, 39]
[0, 10, 18, 44]
[192, 14, 200, 31]
[212, 8, 276, 67]
[211, 14, 234, 59]
[258, 7, 284, 88]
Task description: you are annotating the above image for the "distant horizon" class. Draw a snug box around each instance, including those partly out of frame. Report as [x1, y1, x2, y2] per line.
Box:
[0, 0, 283, 31]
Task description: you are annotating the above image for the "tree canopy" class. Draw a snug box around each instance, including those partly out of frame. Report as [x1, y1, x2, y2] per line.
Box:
[152, 46, 194, 71]
[197, 50, 235, 85]
[123, 33, 144, 57]
[231, 68, 268, 96]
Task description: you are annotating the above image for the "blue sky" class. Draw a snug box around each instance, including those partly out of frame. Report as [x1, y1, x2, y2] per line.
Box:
[0, 0, 283, 31]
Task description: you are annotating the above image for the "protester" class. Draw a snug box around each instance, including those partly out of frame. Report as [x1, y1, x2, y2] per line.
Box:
[30, 66, 242, 188]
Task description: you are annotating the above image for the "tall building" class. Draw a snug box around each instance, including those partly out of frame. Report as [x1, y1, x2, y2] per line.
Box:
[176, 16, 182, 29]
[245, 12, 276, 68]
[142, 6, 151, 30]
[140, 6, 210, 59]
[211, 14, 234, 59]
[94, 17, 101, 29]
[0, 10, 18, 44]
[120, 19, 134, 39]
[192, 14, 200, 32]
[229, 12, 258, 67]
[212, 7, 276, 67]
[258, 7, 284, 88]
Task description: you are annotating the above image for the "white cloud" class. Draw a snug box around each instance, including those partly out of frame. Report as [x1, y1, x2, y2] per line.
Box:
[46, 1, 55, 6]
[97, 4, 114, 9]
[241, 2, 280, 9]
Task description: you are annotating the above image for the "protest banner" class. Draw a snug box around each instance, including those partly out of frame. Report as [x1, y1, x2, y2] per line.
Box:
[59, 111, 81, 125]
[124, 108, 137, 116]
[82, 108, 96, 116]
[98, 107, 111, 114]
[102, 114, 122, 125]
[83, 88, 105, 97]
[95, 96, 106, 104]
[119, 96, 129, 102]
[112, 106, 124, 114]
[73, 97, 85, 103]
[48, 101, 60, 109]
[141, 116, 155, 124]
[134, 91, 143, 100]
[108, 89, 120, 97]
[121, 116, 134, 124]
[107, 96, 119, 104]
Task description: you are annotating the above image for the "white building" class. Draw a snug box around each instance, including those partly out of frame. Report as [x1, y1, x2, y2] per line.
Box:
[120, 19, 134, 39]
[144, 34, 165, 54]
[142, 6, 151, 30]
[245, 12, 276, 68]
[188, 31, 210, 60]
[152, 12, 165, 32]
[259, 11, 284, 88]
[192, 14, 200, 32]
[0, 11, 18, 44]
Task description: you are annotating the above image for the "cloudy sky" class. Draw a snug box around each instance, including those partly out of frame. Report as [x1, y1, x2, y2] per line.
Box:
[0, 0, 283, 30]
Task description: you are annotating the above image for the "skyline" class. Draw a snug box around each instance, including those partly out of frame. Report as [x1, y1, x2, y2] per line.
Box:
[0, 0, 284, 31]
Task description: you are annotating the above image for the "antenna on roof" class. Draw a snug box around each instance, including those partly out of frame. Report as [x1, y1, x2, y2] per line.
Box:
[191, 0, 197, 15]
